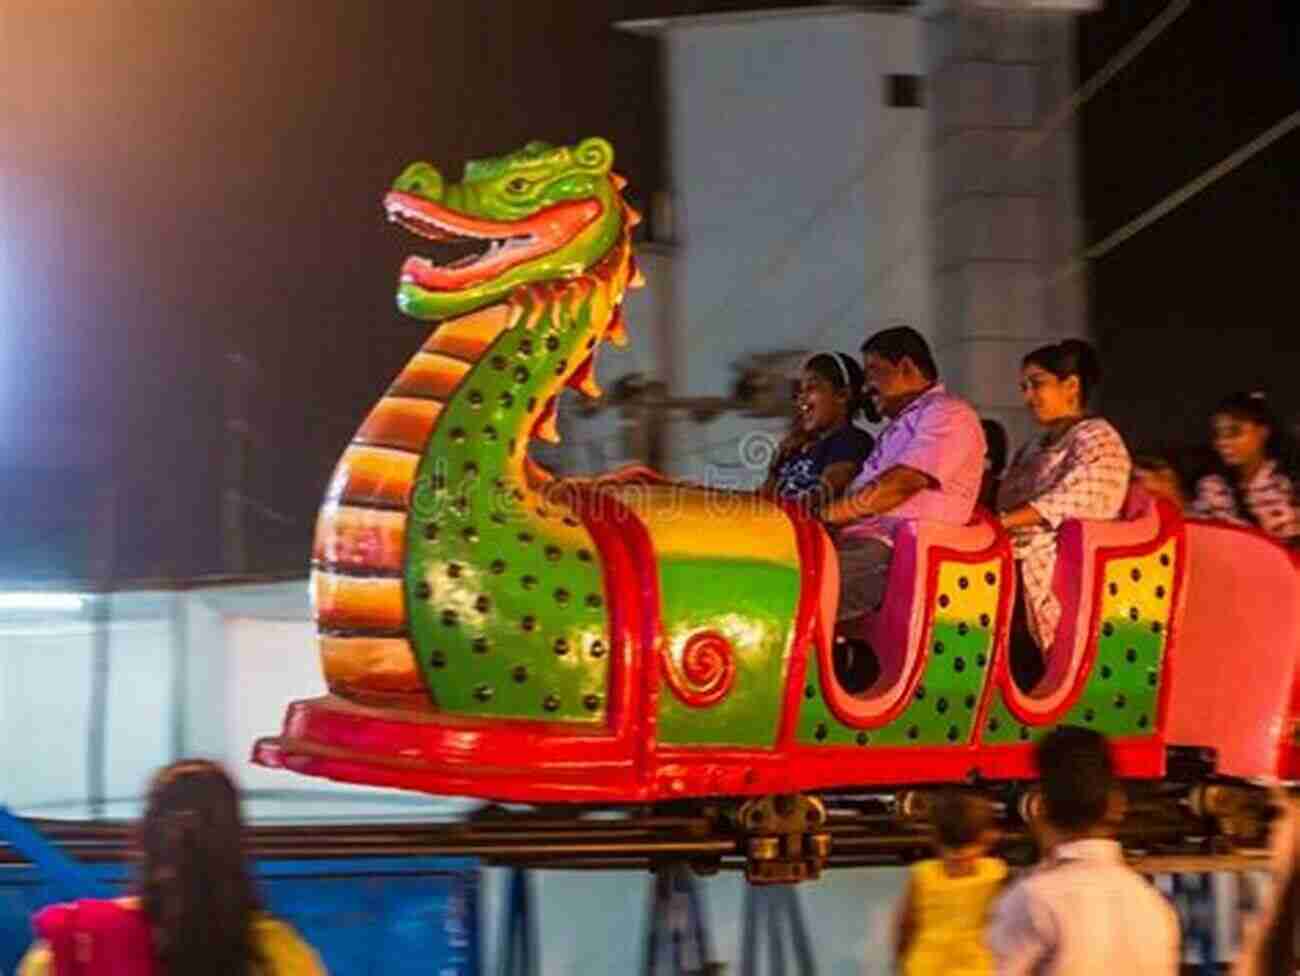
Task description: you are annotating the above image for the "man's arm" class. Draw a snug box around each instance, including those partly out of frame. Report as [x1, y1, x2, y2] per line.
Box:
[998, 505, 1046, 531]
[985, 883, 1055, 976]
[822, 465, 933, 526]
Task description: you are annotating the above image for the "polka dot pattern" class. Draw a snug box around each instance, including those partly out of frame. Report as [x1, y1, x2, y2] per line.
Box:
[983, 538, 1177, 744]
[405, 262, 631, 722]
[797, 556, 1003, 746]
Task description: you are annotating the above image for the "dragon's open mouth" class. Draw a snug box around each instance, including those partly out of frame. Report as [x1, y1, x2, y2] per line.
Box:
[385, 191, 602, 291]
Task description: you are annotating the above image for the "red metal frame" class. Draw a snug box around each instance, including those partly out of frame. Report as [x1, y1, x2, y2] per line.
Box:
[257, 498, 1299, 802]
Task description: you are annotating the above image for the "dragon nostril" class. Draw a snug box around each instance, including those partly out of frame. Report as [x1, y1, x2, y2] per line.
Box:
[393, 161, 443, 199]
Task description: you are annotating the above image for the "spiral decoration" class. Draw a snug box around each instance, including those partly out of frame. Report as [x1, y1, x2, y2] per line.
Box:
[574, 137, 614, 173]
[738, 430, 779, 472]
[662, 630, 737, 708]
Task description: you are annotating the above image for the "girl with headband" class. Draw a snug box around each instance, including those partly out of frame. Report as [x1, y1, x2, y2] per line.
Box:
[762, 352, 875, 514]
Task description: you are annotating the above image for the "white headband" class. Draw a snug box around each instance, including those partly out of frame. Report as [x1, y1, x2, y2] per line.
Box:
[808, 352, 854, 390]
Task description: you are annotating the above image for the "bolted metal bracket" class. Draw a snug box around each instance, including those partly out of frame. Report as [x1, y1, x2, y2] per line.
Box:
[737, 794, 832, 885]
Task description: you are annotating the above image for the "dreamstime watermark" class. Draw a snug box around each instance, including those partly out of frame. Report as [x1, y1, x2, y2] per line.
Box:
[405, 430, 788, 527]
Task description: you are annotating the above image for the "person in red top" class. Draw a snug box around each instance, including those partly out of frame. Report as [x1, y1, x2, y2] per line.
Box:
[19, 759, 325, 976]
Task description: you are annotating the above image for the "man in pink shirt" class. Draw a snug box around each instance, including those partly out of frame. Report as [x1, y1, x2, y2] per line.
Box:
[823, 326, 986, 628]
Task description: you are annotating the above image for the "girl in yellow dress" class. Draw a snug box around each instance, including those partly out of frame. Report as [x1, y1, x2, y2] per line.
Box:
[893, 790, 1007, 976]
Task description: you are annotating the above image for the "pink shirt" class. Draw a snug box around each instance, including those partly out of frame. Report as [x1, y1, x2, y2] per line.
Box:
[842, 383, 986, 543]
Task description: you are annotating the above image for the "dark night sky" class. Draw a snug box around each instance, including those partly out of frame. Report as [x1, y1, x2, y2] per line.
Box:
[0, 0, 1296, 581]
[1078, 0, 1300, 461]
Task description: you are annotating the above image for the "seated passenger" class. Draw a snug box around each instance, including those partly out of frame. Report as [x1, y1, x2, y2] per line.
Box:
[979, 418, 1009, 512]
[997, 339, 1131, 654]
[1191, 391, 1300, 547]
[1132, 452, 1186, 509]
[823, 326, 986, 626]
[761, 352, 874, 514]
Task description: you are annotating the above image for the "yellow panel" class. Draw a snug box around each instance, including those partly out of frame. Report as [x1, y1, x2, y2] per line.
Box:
[1100, 540, 1177, 624]
[934, 557, 1003, 626]
[606, 485, 800, 566]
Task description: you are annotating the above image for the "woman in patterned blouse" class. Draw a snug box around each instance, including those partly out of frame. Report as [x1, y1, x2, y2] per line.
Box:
[996, 340, 1132, 670]
[1192, 391, 1300, 546]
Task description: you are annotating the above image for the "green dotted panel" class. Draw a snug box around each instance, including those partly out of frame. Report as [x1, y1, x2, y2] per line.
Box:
[797, 557, 1001, 746]
[655, 557, 801, 747]
[982, 540, 1175, 743]
[405, 289, 612, 722]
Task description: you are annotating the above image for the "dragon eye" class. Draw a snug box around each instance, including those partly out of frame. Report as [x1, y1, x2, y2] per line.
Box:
[507, 177, 530, 193]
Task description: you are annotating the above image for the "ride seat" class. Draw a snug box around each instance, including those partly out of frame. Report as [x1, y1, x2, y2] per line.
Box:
[1003, 484, 1171, 720]
[817, 513, 1006, 727]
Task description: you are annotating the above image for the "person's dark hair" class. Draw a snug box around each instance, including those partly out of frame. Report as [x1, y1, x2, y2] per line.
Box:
[1132, 453, 1178, 476]
[1208, 391, 1300, 524]
[1210, 391, 1298, 469]
[1022, 339, 1103, 407]
[861, 325, 938, 382]
[930, 789, 994, 850]
[981, 419, 1009, 475]
[805, 352, 869, 422]
[1035, 726, 1114, 832]
[138, 760, 265, 976]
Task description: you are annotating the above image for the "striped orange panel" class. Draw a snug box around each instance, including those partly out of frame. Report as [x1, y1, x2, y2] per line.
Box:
[354, 397, 442, 452]
[312, 570, 405, 633]
[388, 352, 470, 400]
[320, 635, 423, 695]
[323, 445, 420, 509]
[424, 303, 514, 361]
[313, 504, 407, 572]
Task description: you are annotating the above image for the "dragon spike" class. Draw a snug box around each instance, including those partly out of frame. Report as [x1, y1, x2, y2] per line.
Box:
[523, 455, 554, 488]
[605, 305, 629, 348]
[521, 283, 554, 331]
[629, 258, 646, 289]
[567, 351, 602, 398]
[611, 172, 628, 190]
[625, 206, 643, 228]
[530, 396, 561, 444]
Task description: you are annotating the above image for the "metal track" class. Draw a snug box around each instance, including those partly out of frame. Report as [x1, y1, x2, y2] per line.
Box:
[0, 792, 1277, 878]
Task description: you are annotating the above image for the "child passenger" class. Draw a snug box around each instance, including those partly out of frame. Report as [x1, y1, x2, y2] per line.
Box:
[762, 352, 874, 514]
[893, 790, 1007, 976]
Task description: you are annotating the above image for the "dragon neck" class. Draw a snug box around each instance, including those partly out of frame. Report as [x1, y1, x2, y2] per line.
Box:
[409, 230, 634, 512]
[312, 204, 640, 723]
[385, 231, 636, 721]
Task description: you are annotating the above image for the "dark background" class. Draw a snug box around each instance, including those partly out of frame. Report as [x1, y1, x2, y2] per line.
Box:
[1079, 0, 1300, 464]
[0, 0, 1295, 581]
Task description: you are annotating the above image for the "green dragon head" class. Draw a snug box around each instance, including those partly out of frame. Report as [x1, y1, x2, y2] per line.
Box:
[385, 137, 626, 320]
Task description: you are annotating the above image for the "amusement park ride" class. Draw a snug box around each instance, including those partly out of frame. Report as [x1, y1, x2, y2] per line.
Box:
[250, 137, 1300, 885]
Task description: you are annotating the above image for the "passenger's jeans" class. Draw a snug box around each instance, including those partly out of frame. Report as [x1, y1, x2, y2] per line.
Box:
[834, 535, 892, 622]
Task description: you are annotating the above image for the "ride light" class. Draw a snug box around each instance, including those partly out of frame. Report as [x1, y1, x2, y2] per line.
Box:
[0, 591, 86, 612]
